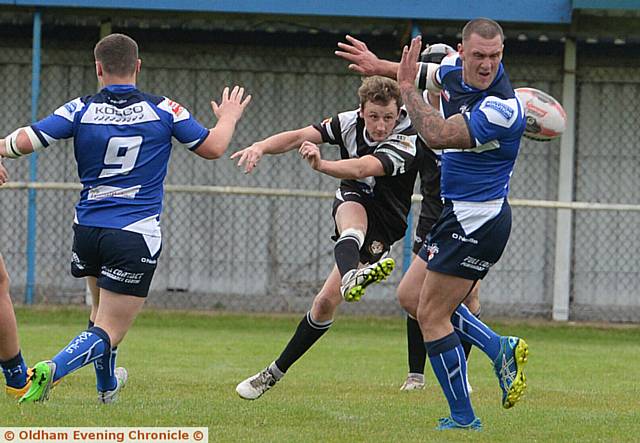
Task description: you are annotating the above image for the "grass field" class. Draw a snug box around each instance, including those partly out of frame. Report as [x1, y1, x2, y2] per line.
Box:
[2, 307, 639, 442]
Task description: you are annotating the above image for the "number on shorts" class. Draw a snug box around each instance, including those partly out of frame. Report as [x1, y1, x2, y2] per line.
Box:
[99, 136, 143, 178]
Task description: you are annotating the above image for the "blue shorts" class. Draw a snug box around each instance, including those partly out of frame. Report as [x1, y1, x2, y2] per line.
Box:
[418, 199, 511, 280]
[71, 224, 162, 297]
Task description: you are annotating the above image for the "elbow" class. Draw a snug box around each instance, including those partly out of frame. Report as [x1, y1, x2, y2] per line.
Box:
[200, 144, 226, 160]
[351, 165, 372, 179]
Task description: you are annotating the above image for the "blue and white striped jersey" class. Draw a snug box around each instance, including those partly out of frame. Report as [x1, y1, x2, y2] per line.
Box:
[30, 84, 209, 236]
[417, 54, 526, 202]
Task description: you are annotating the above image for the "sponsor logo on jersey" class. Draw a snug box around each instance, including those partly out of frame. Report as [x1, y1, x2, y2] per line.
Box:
[483, 100, 514, 120]
[64, 101, 77, 113]
[88, 185, 141, 201]
[385, 134, 417, 155]
[81, 102, 160, 125]
[166, 99, 184, 117]
[141, 257, 157, 264]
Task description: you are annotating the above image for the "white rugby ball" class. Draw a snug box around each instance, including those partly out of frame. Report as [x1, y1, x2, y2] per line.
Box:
[515, 87, 567, 141]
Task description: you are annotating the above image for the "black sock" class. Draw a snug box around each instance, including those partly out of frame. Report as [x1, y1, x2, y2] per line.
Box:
[461, 309, 481, 360]
[334, 233, 362, 277]
[275, 312, 333, 373]
[406, 316, 426, 374]
[88, 319, 94, 329]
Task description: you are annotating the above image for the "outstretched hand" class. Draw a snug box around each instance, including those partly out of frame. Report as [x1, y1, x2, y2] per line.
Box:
[397, 36, 422, 89]
[298, 141, 322, 170]
[211, 86, 252, 123]
[230, 143, 263, 174]
[335, 35, 382, 76]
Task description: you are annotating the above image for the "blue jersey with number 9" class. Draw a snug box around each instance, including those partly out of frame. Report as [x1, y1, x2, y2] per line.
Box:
[30, 84, 209, 236]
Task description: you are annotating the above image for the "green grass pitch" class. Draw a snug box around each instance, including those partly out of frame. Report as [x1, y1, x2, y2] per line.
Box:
[2, 307, 639, 442]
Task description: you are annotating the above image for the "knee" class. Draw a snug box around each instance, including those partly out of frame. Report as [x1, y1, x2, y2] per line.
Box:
[464, 287, 481, 314]
[312, 292, 340, 319]
[397, 286, 418, 318]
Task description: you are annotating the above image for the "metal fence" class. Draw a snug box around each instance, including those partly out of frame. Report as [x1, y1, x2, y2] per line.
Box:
[1, 21, 638, 322]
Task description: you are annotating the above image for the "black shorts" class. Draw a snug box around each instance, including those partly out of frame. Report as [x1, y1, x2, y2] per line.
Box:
[71, 224, 162, 297]
[331, 187, 404, 265]
[418, 199, 511, 280]
[412, 195, 444, 255]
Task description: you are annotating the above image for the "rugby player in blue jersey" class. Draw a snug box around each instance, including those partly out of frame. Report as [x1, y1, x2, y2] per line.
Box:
[338, 18, 529, 430]
[0, 33, 251, 403]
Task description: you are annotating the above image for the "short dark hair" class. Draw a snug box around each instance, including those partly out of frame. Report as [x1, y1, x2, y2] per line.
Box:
[94, 33, 139, 77]
[358, 76, 403, 110]
[462, 18, 504, 44]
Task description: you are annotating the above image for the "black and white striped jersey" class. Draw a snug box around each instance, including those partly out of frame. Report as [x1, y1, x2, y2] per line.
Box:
[313, 108, 433, 234]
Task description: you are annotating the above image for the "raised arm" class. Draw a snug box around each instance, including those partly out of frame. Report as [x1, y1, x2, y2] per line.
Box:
[0, 128, 38, 159]
[298, 141, 384, 179]
[335, 35, 399, 79]
[230, 126, 323, 174]
[397, 37, 472, 149]
[193, 86, 252, 160]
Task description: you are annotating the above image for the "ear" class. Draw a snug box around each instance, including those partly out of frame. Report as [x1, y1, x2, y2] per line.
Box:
[95, 61, 103, 77]
[136, 58, 142, 73]
[457, 42, 464, 59]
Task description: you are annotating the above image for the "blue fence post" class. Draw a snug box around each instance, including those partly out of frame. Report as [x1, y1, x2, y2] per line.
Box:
[25, 10, 41, 304]
[401, 21, 421, 274]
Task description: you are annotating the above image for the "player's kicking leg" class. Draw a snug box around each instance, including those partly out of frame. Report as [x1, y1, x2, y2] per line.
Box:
[332, 201, 394, 302]
[236, 267, 343, 400]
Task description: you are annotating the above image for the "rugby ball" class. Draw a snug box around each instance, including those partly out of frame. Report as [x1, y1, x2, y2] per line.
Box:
[515, 87, 567, 141]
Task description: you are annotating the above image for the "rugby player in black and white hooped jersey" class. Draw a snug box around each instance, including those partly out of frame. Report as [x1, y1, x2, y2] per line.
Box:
[232, 76, 436, 400]
[337, 40, 483, 393]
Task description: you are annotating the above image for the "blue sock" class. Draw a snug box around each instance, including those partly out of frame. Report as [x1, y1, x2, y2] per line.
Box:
[94, 347, 118, 392]
[425, 333, 476, 425]
[0, 351, 28, 388]
[452, 304, 501, 361]
[51, 327, 111, 382]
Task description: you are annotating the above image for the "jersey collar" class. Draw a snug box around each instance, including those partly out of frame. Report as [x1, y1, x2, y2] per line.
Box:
[103, 84, 137, 93]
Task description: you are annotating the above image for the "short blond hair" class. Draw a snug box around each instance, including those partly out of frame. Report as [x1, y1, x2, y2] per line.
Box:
[357, 76, 403, 110]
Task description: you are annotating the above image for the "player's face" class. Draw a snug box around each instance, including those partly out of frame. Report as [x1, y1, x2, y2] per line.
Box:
[361, 100, 399, 142]
[458, 33, 503, 90]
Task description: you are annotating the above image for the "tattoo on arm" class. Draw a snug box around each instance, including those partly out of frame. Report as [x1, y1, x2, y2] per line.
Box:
[400, 85, 473, 149]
